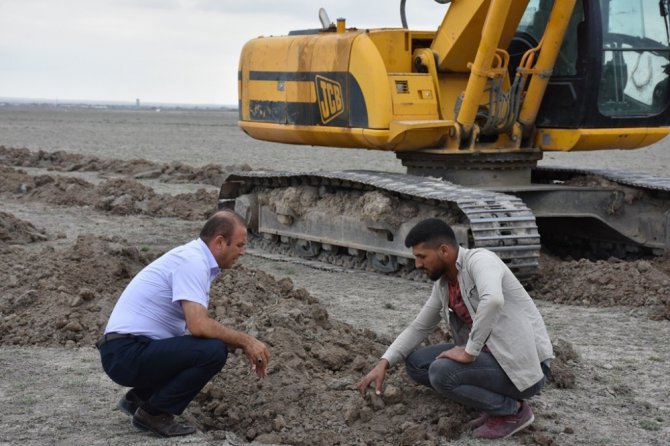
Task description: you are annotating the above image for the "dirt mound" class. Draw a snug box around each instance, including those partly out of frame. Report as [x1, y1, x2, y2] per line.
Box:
[192, 271, 576, 445]
[94, 177, 217, 219]
[0, 165, 217, 220]
[0, 233, 468, 443]
[530, 253, 670, 320]
[0, 146, 251, 186]
[0, 211, 48, 245]
[0, 234, 152, 347]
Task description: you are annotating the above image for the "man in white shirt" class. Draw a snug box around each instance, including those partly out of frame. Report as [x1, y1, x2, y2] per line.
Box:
[97, 210, 269, 437]
[357, 218, 553, 440]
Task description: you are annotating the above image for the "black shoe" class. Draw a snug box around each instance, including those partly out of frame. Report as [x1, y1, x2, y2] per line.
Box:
[116, 391, 143, 416]
[132, 407, 197, 437]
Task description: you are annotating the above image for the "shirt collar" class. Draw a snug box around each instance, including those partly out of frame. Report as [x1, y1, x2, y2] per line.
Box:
[197, 238, 220, 277]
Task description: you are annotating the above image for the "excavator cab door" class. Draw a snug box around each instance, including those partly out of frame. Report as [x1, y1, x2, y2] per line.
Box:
[525, 0, 670, 129]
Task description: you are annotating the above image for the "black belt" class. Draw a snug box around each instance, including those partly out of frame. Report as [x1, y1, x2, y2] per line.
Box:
[95, 332, 137, 350]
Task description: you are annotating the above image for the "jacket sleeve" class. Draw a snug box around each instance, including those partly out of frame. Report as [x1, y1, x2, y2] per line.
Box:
[382, 282, 444, 367]
[464, 252, 505, 356]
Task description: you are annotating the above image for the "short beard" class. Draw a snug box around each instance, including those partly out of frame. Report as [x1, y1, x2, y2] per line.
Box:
[426, 266, 445, 281]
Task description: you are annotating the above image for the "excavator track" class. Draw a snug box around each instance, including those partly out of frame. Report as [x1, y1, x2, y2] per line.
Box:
[221, 170, 541, 278]
[508, 165, 670, 259]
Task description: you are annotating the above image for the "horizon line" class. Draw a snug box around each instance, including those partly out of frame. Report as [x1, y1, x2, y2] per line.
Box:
[0, 96, 238, 108]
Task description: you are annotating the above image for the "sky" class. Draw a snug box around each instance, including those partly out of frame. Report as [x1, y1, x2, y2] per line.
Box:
[0, 0, 447, 106]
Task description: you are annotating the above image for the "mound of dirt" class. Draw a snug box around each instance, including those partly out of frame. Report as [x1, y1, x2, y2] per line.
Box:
[0, 229, 575, 444]
[192, 270, 576, 446]
[0, 146, 251, 186]
[0, 165, 217, 220]
[0, 211, 48, 245]
[94, 177, 217, 219]
[0, 234, 152, 347]
[530, 253, 670, 320]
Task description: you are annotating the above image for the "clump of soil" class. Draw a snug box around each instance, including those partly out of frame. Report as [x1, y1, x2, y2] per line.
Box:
[530, 253, 670, 320]
[260, 186, 319, 217]
[0, 146, 251, 186]
[548, 338, 579, 389]
[0, 211, 48, 245]
[259, 187, 426, 229]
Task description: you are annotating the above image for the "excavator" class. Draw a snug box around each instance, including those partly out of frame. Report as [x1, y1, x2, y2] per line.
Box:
[220, 0, 670, 278]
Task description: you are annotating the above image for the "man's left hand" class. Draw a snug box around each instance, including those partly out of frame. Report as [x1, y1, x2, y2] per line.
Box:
[436, 346, 475, 363]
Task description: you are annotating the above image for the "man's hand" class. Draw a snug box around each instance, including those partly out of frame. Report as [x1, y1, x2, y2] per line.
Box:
[243, 337, 270, 379]
[357, 359, 389, 397]
[182, 300, 271, 378]
[436, 346, 476, 363]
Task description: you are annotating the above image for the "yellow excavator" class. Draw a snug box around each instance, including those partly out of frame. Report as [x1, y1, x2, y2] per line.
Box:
[221, 0, 670, 278]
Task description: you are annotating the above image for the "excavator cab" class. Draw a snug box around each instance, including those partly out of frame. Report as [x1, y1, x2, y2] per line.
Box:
[531, 0, 670, 129]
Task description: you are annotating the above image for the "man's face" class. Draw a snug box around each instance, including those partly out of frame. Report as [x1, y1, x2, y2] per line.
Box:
[412, 242, 448, 281]
[215, 224, 247, 269]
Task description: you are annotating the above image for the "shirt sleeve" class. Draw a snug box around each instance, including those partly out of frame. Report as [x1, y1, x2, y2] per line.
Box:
[171, 257, 210, 308]
[464, 251, 505, 356]
[382, 282, 444, 367]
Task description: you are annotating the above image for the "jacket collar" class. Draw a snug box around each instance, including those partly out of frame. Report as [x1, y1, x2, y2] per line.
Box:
[455, 245, 468, 273]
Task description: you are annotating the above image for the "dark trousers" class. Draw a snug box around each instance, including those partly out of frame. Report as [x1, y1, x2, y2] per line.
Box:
[405, 343, 545, 416]
[99, 335, 228, 415]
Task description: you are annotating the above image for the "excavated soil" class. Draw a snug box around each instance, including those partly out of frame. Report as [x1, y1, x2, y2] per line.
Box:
[0, 211, 49, 245]
[530, 254, 670, 321]
[1, 107, 669, 446]
[0, 213, 576, 445]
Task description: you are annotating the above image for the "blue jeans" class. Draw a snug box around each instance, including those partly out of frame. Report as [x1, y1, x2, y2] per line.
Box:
[99, 335, 228, 415]
[405, 343, 545, 416]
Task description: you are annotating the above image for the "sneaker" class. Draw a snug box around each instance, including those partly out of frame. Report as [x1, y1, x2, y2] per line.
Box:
[116, 390, 144, 416]
[132, 407, 197, 437]
[467, 412, 490, 430]
[472, 401, 534, 439]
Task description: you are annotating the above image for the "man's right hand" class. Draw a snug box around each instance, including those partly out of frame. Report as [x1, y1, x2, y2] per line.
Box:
[243, 336, 270, 379]
[182, 301, 270, 378]
[357, 359, 389, 397]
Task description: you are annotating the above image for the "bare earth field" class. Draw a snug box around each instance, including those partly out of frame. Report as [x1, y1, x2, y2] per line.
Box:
[0, 105, 669, 446]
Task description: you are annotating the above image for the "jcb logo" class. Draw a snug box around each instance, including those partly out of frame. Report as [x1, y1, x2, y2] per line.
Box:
[315, 75, 344, 124]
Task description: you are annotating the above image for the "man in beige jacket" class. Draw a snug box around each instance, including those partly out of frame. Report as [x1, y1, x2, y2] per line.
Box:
[358, 218, 553, 440]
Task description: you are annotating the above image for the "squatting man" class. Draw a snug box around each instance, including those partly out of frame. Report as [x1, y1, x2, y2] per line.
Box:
[358, 218, 553, 440]
[97, 210, 270, 437]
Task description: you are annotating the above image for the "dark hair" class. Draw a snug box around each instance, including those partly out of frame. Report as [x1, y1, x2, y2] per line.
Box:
[404, 218, 458, 248]
[199, 210, 245, 244]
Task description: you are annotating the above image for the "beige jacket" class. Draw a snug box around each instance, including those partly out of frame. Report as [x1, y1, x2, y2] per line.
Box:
[382, 247, 554, 391]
